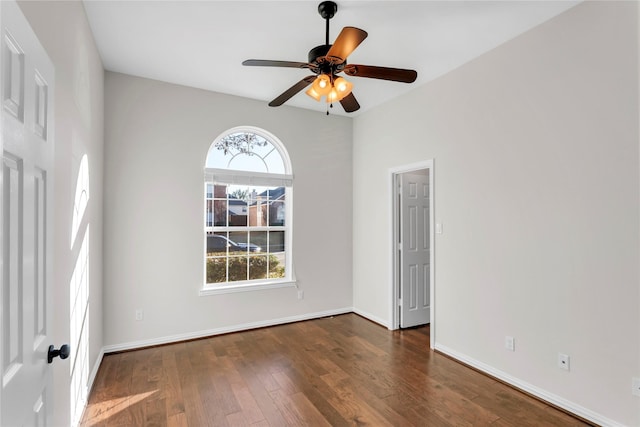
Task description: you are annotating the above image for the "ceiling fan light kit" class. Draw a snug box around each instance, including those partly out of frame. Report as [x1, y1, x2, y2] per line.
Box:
[305, 74, 352, 103]
[242, 0, 417, 114]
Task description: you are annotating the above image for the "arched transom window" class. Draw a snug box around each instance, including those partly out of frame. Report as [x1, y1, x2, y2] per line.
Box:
[203, 127, 294, 293]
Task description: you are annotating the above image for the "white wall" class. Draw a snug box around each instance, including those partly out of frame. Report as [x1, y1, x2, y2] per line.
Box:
[352, 2, 639, 426]
[103, 72, 353, 347]
[17, 2, 104, 426]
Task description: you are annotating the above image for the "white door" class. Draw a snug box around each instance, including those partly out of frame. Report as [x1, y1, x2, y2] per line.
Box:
[1, 1, 55, 425]
[399, 171, 430, 328]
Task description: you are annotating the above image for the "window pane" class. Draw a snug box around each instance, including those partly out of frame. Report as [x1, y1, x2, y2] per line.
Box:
[229, 155, 267, 173]
[214, 185, 227, 197]
[213, 200, 227, 226]
[270, 200, 285, 226]
[206, 132, 285, 174]
[207, 232, 230, 254]
[205, 200, 213, 227]
[249, 255, 268, 280]
[229, 199, 248, 226]
[250, 231, 266, 253]
[228, 255, 248, 282]
[228, 231, 248, 252]
[269, 254, 285, 279]
[268, 231, 285, 253]
[207, 256, 228, 283]
[263, 149, 285, 174]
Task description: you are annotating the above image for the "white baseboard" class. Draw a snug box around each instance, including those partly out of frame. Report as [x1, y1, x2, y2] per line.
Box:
[75, 348, 105, 427]
[434, 343, 625, 427]
[88, 347, 104, 391]
[102, 307, 353, 353]
[352, 307, 391, 329]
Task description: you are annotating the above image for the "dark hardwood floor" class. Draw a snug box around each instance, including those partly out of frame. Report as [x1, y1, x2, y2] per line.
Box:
[81, 314, 591, 426]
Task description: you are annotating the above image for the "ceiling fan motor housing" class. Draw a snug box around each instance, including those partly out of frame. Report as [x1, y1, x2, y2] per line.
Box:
[308, 44, 346, 74]
[308, 44, 330, 64]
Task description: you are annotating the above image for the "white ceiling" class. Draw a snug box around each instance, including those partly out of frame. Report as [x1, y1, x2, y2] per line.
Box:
[83, 0, 580, 117]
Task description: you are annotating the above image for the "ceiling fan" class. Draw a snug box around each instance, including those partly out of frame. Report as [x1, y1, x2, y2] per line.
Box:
[242, 1, 418, 114]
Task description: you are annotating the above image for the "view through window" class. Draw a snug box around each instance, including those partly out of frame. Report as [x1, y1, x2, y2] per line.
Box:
[204, 128, 292, 288]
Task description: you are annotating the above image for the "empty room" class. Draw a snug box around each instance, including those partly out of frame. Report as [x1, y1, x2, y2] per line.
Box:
[1, 1, 639, 426]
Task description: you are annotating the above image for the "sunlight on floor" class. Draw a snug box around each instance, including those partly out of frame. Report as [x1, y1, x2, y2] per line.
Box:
[82, 390, 158, 426]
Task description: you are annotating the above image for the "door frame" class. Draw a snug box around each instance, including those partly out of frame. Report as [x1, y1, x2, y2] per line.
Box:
[389, 160, 435, 348]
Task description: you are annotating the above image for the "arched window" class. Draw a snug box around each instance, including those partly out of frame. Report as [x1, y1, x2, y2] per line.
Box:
[202, 126, 294, 293]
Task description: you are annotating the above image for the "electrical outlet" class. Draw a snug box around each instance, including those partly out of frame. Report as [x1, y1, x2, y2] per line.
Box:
[505, 336, 515, 351]
[135, 309, 144, 321]
[558, 353, 570, 371]
[297, 290, 304, 300]
[632, 377, 640, 397]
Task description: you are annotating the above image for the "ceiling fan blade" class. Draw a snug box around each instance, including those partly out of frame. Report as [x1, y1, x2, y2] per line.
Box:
[243, 59, 311, 69]
[340, 92, 360, 113]
[268, 75, 317, 107]
[326, 27, 368, 63]
[343, 64, 417, 83]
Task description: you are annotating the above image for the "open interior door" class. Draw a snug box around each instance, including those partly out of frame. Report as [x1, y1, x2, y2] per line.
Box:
[399, 171, 430, 328]
[1, 1, 56, 424]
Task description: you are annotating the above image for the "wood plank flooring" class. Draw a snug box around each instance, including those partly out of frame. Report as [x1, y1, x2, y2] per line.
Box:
[81, 314, 591, 426]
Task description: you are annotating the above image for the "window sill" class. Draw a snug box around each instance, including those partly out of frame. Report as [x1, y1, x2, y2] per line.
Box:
[199, 279, 297, 296]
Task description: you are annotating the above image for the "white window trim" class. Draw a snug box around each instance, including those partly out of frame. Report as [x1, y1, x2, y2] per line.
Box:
[205, 169, 293, 187]
[201, 126, 294, 294]
[199, 279, 297, 296]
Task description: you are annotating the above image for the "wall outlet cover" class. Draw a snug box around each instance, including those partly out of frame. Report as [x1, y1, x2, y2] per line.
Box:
[504, 336, 515, 351]
[558, 353, 570, 371]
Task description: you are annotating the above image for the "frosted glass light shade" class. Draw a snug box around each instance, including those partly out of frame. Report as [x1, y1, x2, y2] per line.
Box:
[334, 77, 352, 99]
[305, 86, 322, 101]
[326, 88, 340, 103]
[312, 74, 332, 96]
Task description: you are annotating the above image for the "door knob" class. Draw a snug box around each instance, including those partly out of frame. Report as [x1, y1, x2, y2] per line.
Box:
[47, 344, 70, 364]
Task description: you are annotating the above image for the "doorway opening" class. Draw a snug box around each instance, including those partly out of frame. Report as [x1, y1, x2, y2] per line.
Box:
[390, 160, 434, 348]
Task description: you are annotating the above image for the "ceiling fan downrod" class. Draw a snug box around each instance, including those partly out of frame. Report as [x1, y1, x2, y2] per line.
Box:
[318, 1, 337, 46]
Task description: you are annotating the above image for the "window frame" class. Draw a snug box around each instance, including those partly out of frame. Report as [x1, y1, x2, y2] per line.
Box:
[200, 126, 295, 296]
